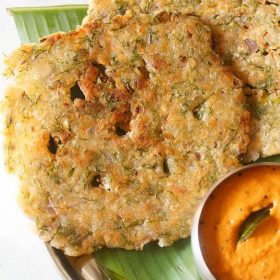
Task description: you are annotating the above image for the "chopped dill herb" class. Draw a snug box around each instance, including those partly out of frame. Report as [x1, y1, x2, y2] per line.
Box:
[147, 32, 155, 44]
[251, 104, 267, 120]
[115, 0, 129, 14]
[68, 167, 75, 177]
[143, 0, 153, 12]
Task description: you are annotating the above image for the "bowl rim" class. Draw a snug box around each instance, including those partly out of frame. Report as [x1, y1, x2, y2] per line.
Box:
[191, 162, 280, 280]
[46, 244, 81, 280]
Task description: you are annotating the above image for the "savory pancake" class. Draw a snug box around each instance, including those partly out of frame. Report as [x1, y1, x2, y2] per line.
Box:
[84, 0, 280, 161]
[83, 0, 198, 23]
[3, 13, 249, 256]
[197, 1, 280, 161]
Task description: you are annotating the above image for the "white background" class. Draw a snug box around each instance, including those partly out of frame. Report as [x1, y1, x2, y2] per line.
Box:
[0, 1, 87, 279]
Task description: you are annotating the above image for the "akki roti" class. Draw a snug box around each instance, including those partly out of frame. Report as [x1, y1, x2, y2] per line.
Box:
[3, 12, 249, 256]
[2, 2, 280, 277]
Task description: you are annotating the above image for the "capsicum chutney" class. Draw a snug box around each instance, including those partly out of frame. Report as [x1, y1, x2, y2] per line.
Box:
[199, 165, 280, 280]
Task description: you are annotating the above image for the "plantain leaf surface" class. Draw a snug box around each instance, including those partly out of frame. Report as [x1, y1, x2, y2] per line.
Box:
[8, 5, 87, 43]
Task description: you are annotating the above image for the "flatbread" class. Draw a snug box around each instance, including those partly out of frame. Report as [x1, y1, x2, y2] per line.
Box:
[198, 1, 280, 161]
[84, 0, 280, 161]
[3, 13, 249, 255]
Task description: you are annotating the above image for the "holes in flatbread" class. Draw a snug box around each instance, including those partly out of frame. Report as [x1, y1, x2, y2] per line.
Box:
[114, 109, 132, 137]
[48, 135, 59, 154]
[92, 63, 106, 74]
[163, 159, 170, 174]
[70, 83, 85, 101]
[115, 123, 128, 136]
[193, 106, 203, 120]
[91, 174, 102, 187]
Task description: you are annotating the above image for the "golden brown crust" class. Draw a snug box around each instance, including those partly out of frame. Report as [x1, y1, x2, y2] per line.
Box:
[196, 1, 280, 160]
[84, 0, 280, 161]
[3, 13, 249, 255]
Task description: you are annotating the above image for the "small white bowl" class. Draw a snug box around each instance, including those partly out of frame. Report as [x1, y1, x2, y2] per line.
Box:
[191, 162, 280, 280]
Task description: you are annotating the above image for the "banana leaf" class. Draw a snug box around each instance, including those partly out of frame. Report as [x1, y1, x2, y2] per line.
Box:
[8, 5, 280, 280]
[8, 5, 87, 43]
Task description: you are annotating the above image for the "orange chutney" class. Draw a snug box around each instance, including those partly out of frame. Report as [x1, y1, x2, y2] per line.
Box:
[199, 165, 280, 280]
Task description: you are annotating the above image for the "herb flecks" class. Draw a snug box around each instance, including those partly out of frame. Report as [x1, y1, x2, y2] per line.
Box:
[252, 104, 268, 120]
[68, 167, 75, 177]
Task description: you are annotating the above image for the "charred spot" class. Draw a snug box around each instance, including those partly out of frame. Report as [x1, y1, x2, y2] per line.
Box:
[244, 83, 255, 90]
[135, 105, 142, 114]
[124, 81, 134, 93]
[243, 83, 255, 97]
[195, 152, 201, 160]
[40, 37, 47, 43]
[223, 53, 233, 66]
[233, 77, 243, 88]
[138, 66, 150, 80]
[114, 107, 132, 136]
[154, 12, 172, 24]
[94, 63, 116, 88]
[265, 0, 276, 5]
[262, 50, 269, 56]
[48, 135, 59, 154]
[97, 75, 107, 84]
[6, 116, 13, 128]
[192, 107, 203, 120]
[115, 123, 128, 136]
[179, 56, 187, 63]
[238, 153, 245, 163]
[134, 66, 150, 90]
[163, 159, 170, 174]
[91, 175, 102, 187]
[70, 83, 85, 101]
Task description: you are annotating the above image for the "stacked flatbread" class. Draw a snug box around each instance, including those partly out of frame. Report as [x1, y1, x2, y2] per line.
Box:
[2, 0, 279, 256]
[85, 0, 280, 161]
